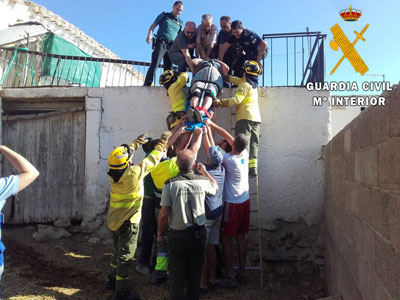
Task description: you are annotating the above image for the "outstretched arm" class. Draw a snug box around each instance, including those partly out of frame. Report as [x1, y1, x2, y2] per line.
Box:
[189, 127, 203, 158]
[0, 146, 39, 192]
[218, 42, 231, 61]
[214, 59, 229, 75]
[206, 119, 234, 147]
[202, 125, 214, 159]
[257, 40, 268, 62]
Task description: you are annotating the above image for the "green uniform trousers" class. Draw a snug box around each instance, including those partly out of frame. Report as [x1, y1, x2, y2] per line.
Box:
[108, 221, 139, 292]
[235, 119, 261, 169]
[168, 227, 206, 300]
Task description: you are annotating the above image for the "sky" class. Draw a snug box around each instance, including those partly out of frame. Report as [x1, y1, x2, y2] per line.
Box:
[30, 0, 400, 93]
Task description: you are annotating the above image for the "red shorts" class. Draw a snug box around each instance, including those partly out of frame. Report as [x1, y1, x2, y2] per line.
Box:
[220, 199, 250, 236]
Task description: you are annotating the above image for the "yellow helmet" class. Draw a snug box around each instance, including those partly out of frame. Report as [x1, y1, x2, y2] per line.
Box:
[159, 70, 176, 85]
[244, 60, 262, 76]
[108, 144, 132, 170]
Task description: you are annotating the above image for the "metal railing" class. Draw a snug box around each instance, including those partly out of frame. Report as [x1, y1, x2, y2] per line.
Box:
[262, 30, 326, 87]
[0, 47, 165, 88]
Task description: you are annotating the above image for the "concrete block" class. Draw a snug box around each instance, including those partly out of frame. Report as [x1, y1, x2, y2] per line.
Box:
[375, 285, 396, 300]
[375, 235, 398, 298]
[387, 194, 400, 251]
[362, 222, 376, 268]
[348, 183, 367, 217]
[87, 88, 104, 98]
[351, 216, 364, 256]
[351, 119, 360, 152]
[358, 109, 372, 148]
[85, 97, 102, 111]
[325, 155, 331, 177]
[325, 175, 333, 199]
[342, 231, 359, 280]
[357, 257, 378, 300]
[338, 254, 363, 300]
[333, 131, 344, 157]
[397, 253, 400, 300]
[370, 105, 390, 146]
[345, 153, 355, 182]
[344, 128, 351, 153]
[325, 242, 339, 295]
[332, 177, 345, 206]
[343, 180, 353, 212]
[355, 148, 378, 187]
[360, 189, 389, 239]
[389, 92, 400, 137]
[0, 87, 88, 99]
[378, 139, 400, 190]
[331, 156, 341, 177]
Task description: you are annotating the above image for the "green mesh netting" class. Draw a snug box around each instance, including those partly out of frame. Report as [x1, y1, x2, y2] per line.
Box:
[42, 34, 101, 87]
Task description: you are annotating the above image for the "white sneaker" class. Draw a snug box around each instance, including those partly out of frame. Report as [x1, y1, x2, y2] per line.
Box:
[135, 264, 151, 277]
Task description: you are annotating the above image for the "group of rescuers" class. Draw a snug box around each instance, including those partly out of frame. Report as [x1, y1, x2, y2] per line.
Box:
[106, 2, 267, 300]
[0, 2, 267, 300]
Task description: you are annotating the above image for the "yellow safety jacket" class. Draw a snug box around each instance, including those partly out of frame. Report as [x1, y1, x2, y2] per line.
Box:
[150, 156, 179, 190]
[168, 72, 188, 128]
[108, 144, 163, 231]
[220, 75, 261, 123]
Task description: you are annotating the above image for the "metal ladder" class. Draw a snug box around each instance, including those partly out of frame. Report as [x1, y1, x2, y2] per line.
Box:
[229, 108, 263, 288]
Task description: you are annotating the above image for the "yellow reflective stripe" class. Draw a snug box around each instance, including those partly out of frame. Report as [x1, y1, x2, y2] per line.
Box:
[249, 159, 257, 168]
[110, 200, 141, 208]
[111, 193, 138, 200]
[172, 101, 185, 111]
[152, 150, 161, 156]
[116, 275, 128, 281]
[110, 192, 142, 208]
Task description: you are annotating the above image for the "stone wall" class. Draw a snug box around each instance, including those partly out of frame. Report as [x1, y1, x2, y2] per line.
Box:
[324, 86, 400, 300]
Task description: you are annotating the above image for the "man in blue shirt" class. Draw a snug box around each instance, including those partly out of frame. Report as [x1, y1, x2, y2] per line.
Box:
[216, 16, 244, 77]
[144, 1, 184, 86]
[218, 20, 268, 73]
[199, 129, 225, 297]
[0, 146, 39, 280]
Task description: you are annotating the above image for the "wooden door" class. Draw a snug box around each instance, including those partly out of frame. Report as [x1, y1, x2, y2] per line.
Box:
[2, 109, 86, 223]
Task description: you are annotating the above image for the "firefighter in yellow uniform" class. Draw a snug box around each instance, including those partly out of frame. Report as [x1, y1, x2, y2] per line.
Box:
[159, 70, 189, 130]
[106, 131, 172, 300]
[214, 60, 262, 177]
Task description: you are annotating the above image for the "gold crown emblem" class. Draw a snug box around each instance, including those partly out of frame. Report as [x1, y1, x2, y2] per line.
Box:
[339, 6, 362, 21]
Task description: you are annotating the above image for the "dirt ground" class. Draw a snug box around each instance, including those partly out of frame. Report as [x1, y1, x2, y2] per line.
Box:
[0, 226, 327, 300]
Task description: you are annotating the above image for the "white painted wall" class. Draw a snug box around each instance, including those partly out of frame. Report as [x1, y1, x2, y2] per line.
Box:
[331, 105, 363, 138]
[0, 85, 330, 227]
[257, 87, 330, 226]
[84, 86, 330, 227]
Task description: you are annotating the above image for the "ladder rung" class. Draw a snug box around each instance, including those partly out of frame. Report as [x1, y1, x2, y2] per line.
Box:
[250, 192, 257, 195]
[250, 209, 258, 213]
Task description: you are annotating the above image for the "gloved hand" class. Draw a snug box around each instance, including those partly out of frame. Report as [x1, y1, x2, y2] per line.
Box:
[131, 133, 148, 150]
[156, 130, 173, 151]
[160, 130, 172, 144]
[213, 99, 223, 107]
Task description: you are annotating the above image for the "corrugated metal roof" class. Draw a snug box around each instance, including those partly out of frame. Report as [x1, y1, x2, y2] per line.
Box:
[0, 23, 48, 46]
